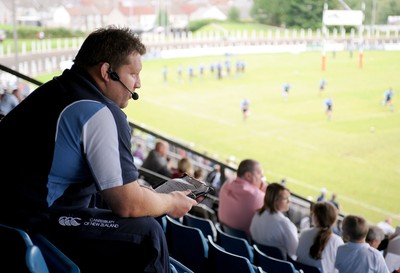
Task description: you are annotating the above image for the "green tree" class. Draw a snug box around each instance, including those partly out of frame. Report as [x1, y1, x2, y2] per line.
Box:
[251, 0, 340, 29]
[251, 0, 290, 26]
[378, 0, 400, 23]
[228, 6, 241, 22]
[284, 0, 324, 28]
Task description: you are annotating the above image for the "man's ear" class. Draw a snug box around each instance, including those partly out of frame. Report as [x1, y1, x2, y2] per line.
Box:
[100, 62, 111, 81]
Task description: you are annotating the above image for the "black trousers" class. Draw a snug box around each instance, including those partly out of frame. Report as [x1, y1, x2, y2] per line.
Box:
[38, 208, 170, 273]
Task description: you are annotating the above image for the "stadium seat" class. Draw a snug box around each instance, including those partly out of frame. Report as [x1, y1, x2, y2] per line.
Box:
[286, 256, 322, 273]
[31, 234, 81, 273]
[253, 244, 298, 273]
[183, 213, 217, 241]
[188, 203, 218, 224]
[0, 223, 49, 273]
[215, 222, 254, 263]
[170, 256, 195, 273]
[207, 235, 262, 273]
[253, 243, 286, 261]
[219, 222, 251, 242]
[165, 215, 209, 273]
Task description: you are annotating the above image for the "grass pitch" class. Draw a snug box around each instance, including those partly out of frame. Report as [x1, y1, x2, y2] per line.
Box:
[124, 50, 400, 226]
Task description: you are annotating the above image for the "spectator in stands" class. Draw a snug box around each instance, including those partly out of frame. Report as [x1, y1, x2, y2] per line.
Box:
[193, 168, 204, 180]
[386, 234, 400, 258]
[171, 157, 192, 178]
[206, 164, 222, 189]
[132, 143, 145, 162]
[386, 234, 400, 273]
[218, 159, 267, 236]
[250, 182, 298, 260]
[296, 201, 344, 273]
[0, 26, 197, 273]
[366, 225, 385, 250]
[335, 215, 390, 273]
[329, 193, 340, 210]
[141, 139, 172, 178]
[377, 218, 396, 237]
[0, 85, 21, 115]
[299, 203, 313, 232]
[317, 188, 327, 201]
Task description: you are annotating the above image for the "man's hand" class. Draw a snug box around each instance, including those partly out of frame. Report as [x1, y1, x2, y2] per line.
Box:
[166, 190, 197, 218]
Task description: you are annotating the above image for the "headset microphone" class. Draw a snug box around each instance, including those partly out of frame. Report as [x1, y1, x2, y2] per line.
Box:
[108, 70, 139, 100]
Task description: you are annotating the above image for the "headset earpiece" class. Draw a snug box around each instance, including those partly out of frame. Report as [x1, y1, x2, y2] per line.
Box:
[107, 70, 120, 81]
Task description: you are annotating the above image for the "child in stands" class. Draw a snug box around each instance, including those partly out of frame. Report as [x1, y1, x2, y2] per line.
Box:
[335, 215, 390, 273]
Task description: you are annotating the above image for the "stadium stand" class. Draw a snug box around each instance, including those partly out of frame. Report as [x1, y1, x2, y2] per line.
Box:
[286, 256, 322, 273]
[207, 235, 263, 273]
[31, 234, 81, 273]
[165, 216, 209, 273]
[253, 243, 286, 261]
[253, 244, 298, 273]
[0, 223, 49, 273]
[0, 223, 80, 273]
[183, 212, 217, 242]
[219, 222, 251, 242]
[214, 222, 254, 263]
[170, 256, 195, 273]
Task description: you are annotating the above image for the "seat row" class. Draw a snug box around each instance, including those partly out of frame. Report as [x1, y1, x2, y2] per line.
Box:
[166, 212, 322, 273]
[0, 222, 194, 273]
[0, 223, 81, 273]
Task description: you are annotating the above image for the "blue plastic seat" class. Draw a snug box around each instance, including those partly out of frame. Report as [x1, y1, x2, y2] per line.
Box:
[183, 213, 217, 241]
[253, 242, 286, 260]
[253, 244, 298, 273]
[170, 256, 195, 273]
[219, 222, 251, 242]
[31, 234, 80, 273]
[215, 222, 254, 262]
[287, 255, 322, 273]
[166, 216, 209, 273]
[0, 223, 49, 273]
[207, 235, 262, 273]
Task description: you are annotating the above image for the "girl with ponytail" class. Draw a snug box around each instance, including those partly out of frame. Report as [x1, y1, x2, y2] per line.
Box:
[296, 201, 344, 273]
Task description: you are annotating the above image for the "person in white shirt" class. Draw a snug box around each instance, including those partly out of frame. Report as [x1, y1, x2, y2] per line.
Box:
[250, 182, 298, 260]
[366, 225, 385, 250]
[377, 218, 396, 237]
[296, 201, 344, 273]
[335, 215, 390, 273]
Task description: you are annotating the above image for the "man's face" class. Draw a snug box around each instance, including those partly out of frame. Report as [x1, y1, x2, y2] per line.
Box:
[105, 52, 142, 108]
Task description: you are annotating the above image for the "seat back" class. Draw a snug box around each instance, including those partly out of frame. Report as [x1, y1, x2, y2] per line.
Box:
[215, 223, 254, 262]
[183, 213, 217, 241]
[253, 244, 297, 273]
[207, 235, 258, 273]
[170, 256, 195, 273]
[220, 222, 250, 242]
[166, 216, 209, 273]
[189, 203, 218, 224]
[253, 243, 286, 260]
[286, 256, 322, 273]
[31, 234, 81, 273]
[0, 223, 49, 273]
